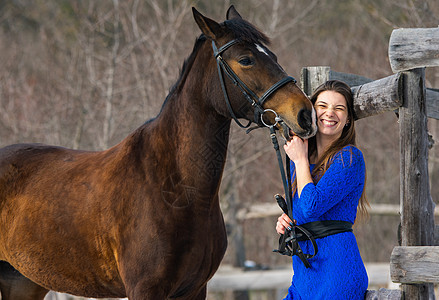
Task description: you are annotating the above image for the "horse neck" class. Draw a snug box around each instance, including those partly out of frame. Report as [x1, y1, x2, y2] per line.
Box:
[157, 89, 231, 188]
[135, 48, 232, 198]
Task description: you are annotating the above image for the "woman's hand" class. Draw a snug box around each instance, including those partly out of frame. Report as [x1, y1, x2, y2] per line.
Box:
[283, 136, 308, 164]
[284, 136, 312, 197]
[276, 213, 296, 235]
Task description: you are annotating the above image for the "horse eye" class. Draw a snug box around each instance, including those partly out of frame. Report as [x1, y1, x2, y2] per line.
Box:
[238, 57, 254, 66]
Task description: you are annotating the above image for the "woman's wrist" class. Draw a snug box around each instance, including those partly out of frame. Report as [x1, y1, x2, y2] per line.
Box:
[294, 158, 309, 170]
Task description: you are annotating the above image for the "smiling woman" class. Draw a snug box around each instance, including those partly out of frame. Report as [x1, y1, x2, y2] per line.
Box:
[277, 80, 370, 299]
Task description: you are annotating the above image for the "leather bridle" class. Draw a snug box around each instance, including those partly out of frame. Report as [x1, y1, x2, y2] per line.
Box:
[212, 39, 296, 129]
[212, 39, 318, 267]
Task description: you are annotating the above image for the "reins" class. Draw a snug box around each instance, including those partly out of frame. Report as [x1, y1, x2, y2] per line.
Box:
[211, 38, 318, 268]
[268, 123, 317, 268]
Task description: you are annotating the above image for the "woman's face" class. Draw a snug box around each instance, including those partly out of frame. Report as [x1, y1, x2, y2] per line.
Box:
[314, 90, 349, 141]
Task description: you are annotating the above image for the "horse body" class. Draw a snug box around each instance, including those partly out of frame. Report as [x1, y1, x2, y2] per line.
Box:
[0, 77, 228, 298]
[0, 6, 315, 299]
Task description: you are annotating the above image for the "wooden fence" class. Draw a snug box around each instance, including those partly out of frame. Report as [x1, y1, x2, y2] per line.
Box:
[387, 27, 439, 300]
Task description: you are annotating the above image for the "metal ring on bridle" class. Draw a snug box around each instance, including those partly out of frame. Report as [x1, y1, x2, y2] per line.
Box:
[261, 109, 282, 128]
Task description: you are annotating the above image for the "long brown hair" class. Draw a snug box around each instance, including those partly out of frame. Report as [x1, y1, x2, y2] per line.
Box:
[292, 80, 369, 222]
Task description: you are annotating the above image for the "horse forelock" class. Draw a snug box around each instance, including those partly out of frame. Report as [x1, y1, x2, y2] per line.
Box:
[223, 19, 270, 46]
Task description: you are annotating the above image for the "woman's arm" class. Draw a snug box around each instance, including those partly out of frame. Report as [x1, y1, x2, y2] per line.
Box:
[283, 136, 312, 197]
[298, 147, 365, 220]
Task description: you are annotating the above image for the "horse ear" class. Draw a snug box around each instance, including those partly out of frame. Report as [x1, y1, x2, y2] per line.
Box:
[192, 7, 222, 40]
[226, 5, 242, 20]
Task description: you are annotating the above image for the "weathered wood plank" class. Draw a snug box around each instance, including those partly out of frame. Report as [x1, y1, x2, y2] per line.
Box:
[389, 27, 439, 72]
[365, 288, 402, 300]
[330, 70, 373, 86]
[237, 203, 439, 220]
[208, 267, 291, 291]
[399, 69, 435, 247]
[301, 67, 375, 95]
[391, 246, 439, 284]
[351, 73, 402, 120]
[398, 69, 435, 298]
[427, 88, 439, 120]
[300, 66, 330, 96]
[208, 263, 393, 291]
[435, 225, 439, 246]
[327, 70, 403, 120]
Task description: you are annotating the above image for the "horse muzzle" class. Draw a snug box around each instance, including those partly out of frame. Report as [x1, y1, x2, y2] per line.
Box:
[278, 107, 317, 141]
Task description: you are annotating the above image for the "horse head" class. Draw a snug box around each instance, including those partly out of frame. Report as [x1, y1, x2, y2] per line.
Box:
[193, 5, 317, 140]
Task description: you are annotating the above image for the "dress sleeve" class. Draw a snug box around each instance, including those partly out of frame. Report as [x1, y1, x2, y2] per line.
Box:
[296, 146, 365, 220]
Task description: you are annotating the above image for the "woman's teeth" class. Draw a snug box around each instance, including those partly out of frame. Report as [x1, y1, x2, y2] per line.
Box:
[322, 120, 337, 126]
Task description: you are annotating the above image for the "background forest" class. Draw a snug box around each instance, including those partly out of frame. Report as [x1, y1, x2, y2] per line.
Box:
[0, 0, 439, 298]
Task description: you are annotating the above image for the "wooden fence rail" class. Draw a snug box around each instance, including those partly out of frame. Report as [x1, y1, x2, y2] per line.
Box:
[301, 66, 439, 120]
[391, 246, 439, 284]
[388, 27, 439, 72]
[237, 203, 439, 220]
[301, 66, 404, 117]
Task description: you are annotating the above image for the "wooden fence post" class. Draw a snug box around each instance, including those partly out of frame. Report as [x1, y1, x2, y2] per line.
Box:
[300, 66, 330, 96]
[399, 68, 435, 299]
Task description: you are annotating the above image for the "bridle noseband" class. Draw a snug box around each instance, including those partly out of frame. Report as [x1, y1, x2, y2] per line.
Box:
[212, 39, 296, 129]
[212, 38, 318, 268]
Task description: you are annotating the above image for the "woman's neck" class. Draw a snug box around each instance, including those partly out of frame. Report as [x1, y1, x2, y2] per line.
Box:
[314, 134, 337, 162]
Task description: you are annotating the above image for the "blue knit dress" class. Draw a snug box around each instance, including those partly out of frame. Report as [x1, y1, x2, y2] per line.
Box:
[284, 145, 368, 300]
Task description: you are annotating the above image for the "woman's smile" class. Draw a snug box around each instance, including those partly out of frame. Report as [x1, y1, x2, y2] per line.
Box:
[321, 119, 338, 127]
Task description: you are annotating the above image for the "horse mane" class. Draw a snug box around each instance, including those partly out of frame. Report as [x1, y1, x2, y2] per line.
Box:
[169, 35, 207, 96]
[223, 18, 270, 46]
[153, 35, 206, 118]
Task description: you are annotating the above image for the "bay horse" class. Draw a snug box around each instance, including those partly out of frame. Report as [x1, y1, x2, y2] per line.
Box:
[0, 6, 316, 300]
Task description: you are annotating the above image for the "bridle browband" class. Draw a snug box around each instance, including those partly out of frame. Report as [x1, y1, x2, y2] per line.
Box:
[212, 38, 318, 267]
[212, 39, 296, 129]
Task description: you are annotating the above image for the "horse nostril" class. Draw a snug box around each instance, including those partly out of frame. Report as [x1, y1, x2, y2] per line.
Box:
[298, 109, 312, 129]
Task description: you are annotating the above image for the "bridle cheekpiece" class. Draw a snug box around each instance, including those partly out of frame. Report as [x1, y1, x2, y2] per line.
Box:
[211, 39, 296, 129]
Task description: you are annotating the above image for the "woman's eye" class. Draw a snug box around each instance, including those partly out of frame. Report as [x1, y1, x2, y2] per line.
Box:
[238, 57, 254, 66]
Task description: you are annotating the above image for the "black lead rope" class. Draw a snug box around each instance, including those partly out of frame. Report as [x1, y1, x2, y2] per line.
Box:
[269, 125, 318, 268]
[210, 38, 317, 267]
